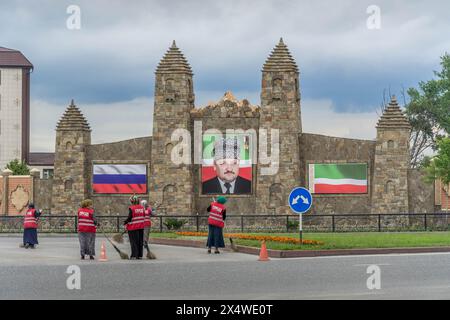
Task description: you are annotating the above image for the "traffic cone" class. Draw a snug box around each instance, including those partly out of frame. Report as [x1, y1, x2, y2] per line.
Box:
[99, 242, 108, 262]
[258, 240, 270, 261]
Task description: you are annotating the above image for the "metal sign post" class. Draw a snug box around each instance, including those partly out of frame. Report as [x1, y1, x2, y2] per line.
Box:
[288, 187, 312, 246]
[299, 212, 303, 243]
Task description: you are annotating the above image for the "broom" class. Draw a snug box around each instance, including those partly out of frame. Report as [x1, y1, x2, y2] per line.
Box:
[112, 230, 126, 244]
[100, 228, 129, 260]
[144, 201, 161, 259]
[228, 238, 238, 252]
[144, 242, 157, 259]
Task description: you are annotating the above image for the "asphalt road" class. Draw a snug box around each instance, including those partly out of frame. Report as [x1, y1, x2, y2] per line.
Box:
[1, 236, 450, 299]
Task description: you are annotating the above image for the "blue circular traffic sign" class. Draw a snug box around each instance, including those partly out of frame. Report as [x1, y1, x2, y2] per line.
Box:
[288, 187, 313, 214]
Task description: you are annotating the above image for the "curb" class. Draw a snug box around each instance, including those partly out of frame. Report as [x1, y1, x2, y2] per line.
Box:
[150, 237, 450, 258]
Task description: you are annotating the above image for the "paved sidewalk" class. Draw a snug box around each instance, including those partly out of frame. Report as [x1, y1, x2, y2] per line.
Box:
[0, 235, 257, 266]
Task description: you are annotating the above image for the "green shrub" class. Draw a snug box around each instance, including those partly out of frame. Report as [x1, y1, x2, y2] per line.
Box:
[163, 218, 187, 230]
[287, 220, 299, 231]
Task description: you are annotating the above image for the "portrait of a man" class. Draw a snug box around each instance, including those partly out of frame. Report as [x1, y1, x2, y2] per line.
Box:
[202, 136, 252, 195]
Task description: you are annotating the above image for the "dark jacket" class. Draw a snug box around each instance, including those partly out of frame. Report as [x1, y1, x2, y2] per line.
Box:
[202, 176, 251, 194]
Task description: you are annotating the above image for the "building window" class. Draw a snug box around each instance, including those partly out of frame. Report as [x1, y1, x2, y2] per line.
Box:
[43, 169, 54, 179]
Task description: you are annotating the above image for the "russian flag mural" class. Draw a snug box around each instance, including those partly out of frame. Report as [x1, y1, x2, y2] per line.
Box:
[93, 164, 147, 194]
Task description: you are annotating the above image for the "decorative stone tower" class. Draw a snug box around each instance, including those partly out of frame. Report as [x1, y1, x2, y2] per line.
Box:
[150, 41, 194, 214]
[371, 96, 411, 213]
[51, 100, 91, 214]
[256, 38, 302, 214]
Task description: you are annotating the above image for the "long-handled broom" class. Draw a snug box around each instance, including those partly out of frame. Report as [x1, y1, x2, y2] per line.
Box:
[228, 238, 238, 252]
[144, 242, 157, 259]
[100, 228, 129, 260]
[112, 230, 127, 244]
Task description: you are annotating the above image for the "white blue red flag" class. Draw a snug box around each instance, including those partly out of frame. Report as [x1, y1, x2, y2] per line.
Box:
[93, 164, 147, 194]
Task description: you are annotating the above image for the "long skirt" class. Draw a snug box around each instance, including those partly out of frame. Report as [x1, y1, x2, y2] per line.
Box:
[206, 224, 225, 248]
[128, 229, 144, 258]
[143, 226, 151, 245]
[23, 228, 38, 245]
[78, 232, 96, 256]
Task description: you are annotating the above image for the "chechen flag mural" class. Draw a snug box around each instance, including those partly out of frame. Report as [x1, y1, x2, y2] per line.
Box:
[93, 164, 147, 194]
[309, 163, 368, 194]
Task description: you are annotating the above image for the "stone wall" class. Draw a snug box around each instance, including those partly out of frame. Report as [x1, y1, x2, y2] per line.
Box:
[34, 178, 53, 212]
[51, 103, 91, 215]
[371, 98, 411, 213]
[30, 42, 440, 220]
[149, 44, 195, 215]
[0, 176, 3, 213]
[299, 133, 376, 214]
[86, 137, 152, 214]
[408, 169, 434, 213]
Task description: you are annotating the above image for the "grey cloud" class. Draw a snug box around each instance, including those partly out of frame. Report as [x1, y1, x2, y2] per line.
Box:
[2, 0, 450, 144]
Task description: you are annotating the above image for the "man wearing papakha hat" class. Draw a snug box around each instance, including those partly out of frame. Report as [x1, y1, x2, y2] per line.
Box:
[202, 137, 251, 194]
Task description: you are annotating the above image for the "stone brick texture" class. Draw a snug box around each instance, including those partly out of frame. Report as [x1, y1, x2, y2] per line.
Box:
[29, 40, 437, 222]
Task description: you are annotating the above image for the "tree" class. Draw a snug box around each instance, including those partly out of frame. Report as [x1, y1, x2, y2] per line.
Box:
[5, 159, 30, 175]
[403, 53, 450, 168]
[425, 137, 450, 184]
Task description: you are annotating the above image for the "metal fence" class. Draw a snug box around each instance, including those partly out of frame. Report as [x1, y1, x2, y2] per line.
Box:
[1, 213, 450, 233]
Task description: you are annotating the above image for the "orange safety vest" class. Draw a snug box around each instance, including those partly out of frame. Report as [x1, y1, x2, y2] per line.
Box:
[208, 202, 225, 228]
[77, 208, 96, 233]
[127, 205, 145, 231]
[23, 209, 38, 229]
[143, 208, 152, 227]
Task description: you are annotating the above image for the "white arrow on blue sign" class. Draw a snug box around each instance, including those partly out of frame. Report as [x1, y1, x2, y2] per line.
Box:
[288, 187, 313, 214]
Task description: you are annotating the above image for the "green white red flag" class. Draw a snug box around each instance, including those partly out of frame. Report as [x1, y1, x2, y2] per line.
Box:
[309, 163, 367, 194]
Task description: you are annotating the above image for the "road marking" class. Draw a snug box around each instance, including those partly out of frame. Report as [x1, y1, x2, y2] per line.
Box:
[353, 263, 391, 267]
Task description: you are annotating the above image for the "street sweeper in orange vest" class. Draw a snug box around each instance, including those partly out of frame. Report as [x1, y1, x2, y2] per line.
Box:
[22, 203, 42, 249]
[124, 195, 145, 259]
[206, 196, 227, 254]
[77, 199, 98, 260]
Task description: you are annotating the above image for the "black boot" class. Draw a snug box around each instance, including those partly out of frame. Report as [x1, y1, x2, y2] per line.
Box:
[89, 255, 95, 260]
[81, 255, 85, 260]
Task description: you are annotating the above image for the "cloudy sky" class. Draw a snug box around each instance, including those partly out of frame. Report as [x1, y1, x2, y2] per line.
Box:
[1, 0, 449, 151]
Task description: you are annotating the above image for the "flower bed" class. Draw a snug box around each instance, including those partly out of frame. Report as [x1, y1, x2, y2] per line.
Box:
[175, 231, 324, 245]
